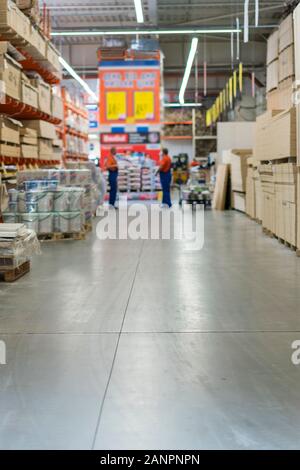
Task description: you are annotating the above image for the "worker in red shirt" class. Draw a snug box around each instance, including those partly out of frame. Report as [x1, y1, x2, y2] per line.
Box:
[158, 148, 172, 208]
[105, 147, 118, 208]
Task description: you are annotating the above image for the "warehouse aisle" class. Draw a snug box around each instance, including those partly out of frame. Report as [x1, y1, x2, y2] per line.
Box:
[0, 210, 300, 450]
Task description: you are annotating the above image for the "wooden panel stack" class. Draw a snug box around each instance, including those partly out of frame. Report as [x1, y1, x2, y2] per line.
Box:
[267, 14, 295, 112]
[245, 158, 256, 220]
[228, 149, 252, 213]
[273, 163, 297, 247]
[294, 3, 300, 254]
[258, 165, 276, 234]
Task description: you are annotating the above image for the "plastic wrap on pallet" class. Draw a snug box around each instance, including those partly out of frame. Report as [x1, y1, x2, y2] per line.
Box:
[0, 228, 40, 270]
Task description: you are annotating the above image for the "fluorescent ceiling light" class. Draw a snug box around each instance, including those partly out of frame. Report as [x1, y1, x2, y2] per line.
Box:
[134, 0, 144, 23]
[179, 38, 198, 105]
[52, 28, 241, 37]
[59, 56, 98, 101]
[164, 103, 202, 108]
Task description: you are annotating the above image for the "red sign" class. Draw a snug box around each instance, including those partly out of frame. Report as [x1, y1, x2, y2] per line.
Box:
[101, 133, 129, 144]
[98, 65, 161, 125]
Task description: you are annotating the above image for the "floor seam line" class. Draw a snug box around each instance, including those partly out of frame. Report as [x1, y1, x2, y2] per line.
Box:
[90, 240, 145, 450]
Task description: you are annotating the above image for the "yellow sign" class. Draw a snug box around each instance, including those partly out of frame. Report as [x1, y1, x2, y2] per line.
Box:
[233, 71, 237, 97]
[229, 77, 233, 106]
[134, 91, 154, 120]
[106, 91, 126, 121]
[239, 62, 243, 93]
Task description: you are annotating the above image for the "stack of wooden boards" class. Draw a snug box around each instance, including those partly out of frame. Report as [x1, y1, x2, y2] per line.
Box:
[266, 14, 294, 111]
[243, 4, 300, 255]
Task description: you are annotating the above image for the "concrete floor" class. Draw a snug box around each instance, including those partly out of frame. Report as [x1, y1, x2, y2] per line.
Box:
[0, 209, 300, 449]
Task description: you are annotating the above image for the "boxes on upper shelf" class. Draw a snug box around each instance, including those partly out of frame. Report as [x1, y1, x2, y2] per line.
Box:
[0, 52, 22, 101]
[38, 138, 53, 160]
[29, 78, 51, 115]
[0, 0, 31, 45]
[21, 73, 38, 108]
[20, 143, 38, 159]
[22, 120, 56, 140]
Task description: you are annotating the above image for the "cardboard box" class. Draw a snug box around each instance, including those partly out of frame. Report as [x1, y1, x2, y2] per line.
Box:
[23, 120, 56, 140]
[267, 30, 279, 65]
[51, 94, 63, 120]
[0, 53, 22, 101]
[278, 45, 294, 82]
[266, 60, 279, 92]
[0, 116, 21, 144]
[279, 14, 293, 53]
[267, 77, 294, 111]
[21, 76, 38, 108]
[45, 42, 60, 73]
[29, 78, 51, 115]
[20, 143, 38, 159]
[27, 25, 46, 59]
[0, 0, 31, 44]
[38, 137, 53, 160]
[0, 142, 20, 157]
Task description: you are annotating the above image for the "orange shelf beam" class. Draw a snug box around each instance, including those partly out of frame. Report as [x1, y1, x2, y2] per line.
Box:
[18, 49, 61, 86]
[65, 102, 88, 119]
[65, 127, 88, 141]
[0, 96, 62, 124]
[0, 155, 61, 166]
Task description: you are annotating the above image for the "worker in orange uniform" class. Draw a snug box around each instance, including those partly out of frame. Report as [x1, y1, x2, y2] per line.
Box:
[105, 147, 119, 208]
[158, 148, 172, 208]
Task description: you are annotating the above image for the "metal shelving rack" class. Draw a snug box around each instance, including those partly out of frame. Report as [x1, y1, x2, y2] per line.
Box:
[61, 87, 89, 163]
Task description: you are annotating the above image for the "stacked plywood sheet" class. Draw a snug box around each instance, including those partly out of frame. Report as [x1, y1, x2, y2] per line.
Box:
[245, 158, 256, 219]
[254, 109, 296, 162]
[259, 165, 276, 234]
[266, 14, 295, 111]
[274, 163, 297, 246]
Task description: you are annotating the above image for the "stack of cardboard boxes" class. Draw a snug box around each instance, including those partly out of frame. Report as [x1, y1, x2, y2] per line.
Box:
[0, 0, 63, 163]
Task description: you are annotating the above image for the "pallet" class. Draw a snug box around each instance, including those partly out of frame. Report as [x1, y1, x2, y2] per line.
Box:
[38, 231, 86, 242]
[262, 227, 275, 238]
[84, 223, 93, 233]
[276, 236, 297, 252]
[0, 260, 30, 283]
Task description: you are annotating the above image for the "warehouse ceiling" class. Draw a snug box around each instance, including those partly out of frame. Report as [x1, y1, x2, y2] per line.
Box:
[47, 0, 289, 43]
[45, 0, 293, 99]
